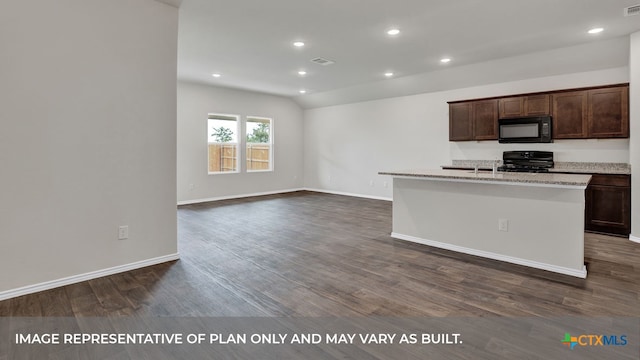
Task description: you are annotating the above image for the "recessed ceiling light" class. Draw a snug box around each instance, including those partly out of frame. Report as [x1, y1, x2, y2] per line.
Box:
[384, 72, 394, 77]
[588, 27, 604, 34]
[298, 70, 307, 76]
[387, 28, 400, 36]
[299, 89, 307, 94]
[440, 58, 451, 63]
[212, 73, 221, 78]
[293, 41, 305, 47]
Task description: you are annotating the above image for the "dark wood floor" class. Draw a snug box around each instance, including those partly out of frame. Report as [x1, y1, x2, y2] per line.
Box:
[1, 191, 638, 317]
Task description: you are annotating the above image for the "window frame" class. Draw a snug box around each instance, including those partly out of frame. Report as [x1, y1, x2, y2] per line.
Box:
[207, 113, 240, 175]
[245, 116, 274, 173]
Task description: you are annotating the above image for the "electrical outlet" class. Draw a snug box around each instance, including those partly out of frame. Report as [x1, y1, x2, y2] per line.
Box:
[369, 180, 374, 187]
[189, 183, 195, 191]
[383, 181, 388, 188]
[498, 219, 509, 232]
[118, 225, 129, 240]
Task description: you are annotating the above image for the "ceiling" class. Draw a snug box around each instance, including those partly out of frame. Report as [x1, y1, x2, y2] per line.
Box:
[177, 0, 640, 105]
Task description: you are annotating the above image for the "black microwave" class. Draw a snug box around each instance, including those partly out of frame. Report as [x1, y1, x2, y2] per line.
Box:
[498, 116, 552, 143]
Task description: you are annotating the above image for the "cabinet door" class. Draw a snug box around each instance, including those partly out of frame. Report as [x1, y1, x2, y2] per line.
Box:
[499, 97, 524, 118]
[585, 175, 631, 236]
[473, 100, 498, 140]
[449, 103, 473, 141]
[588, 86, 629, 138]
[499, 95, 550, 118]
[552, 91, 588, 139]
[524, 95, 550, 115]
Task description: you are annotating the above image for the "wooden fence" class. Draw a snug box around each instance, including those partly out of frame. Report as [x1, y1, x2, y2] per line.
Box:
[208, 143, 270, 173]
[246, 144, 271, 171]
[208, 144, 237, 173]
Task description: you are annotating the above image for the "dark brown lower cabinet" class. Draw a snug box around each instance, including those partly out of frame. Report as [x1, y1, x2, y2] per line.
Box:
[585, 174, 631, 236]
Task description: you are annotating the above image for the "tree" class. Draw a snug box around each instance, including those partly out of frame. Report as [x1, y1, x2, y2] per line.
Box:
[211, 127, 233, 142]
[246, 123, 270, 143]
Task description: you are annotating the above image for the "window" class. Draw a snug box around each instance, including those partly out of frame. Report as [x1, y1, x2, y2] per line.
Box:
[208, 113, 239, 174]
[246, 116, 273, 172]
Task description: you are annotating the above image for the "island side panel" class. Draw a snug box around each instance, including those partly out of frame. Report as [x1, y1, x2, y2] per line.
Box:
[391, 178, 586, 276]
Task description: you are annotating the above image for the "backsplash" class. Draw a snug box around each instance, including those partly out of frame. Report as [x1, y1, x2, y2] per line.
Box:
[449, 138, 630, 163]
[450, 160, 630, 174]
[451, 160, 502, 168]
[552, 162, 630, 174]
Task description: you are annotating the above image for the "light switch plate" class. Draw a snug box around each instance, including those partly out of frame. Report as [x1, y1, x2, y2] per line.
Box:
[498, 219, 509, 232]
[118, 225, 129, 240]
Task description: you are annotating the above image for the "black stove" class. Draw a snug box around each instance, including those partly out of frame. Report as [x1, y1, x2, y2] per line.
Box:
[497, 151, 554, 173]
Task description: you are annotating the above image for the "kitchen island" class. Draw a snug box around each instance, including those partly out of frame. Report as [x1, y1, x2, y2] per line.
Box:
[378, 169, 592, 278]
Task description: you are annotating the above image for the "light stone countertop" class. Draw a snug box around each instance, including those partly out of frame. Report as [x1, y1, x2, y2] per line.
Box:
[549, 162, 630, 175]
[379, 169, 592, 188]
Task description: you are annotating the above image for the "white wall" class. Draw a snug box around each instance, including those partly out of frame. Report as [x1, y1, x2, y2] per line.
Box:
[630, 32, 640, 242]
[0, 0, 179, 295]
[304, 67, 629, 200]
[177, 82, 304, 203]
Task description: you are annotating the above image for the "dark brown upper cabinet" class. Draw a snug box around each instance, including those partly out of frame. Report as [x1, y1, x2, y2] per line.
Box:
[449, 102, 473, 141]
[449, 100, 497, 141]
[551, 85, 629, 139]
[552, 91, 588, 139]
[473, 100, 499, 140]
[588, 86, 629, 138]
[499, 95, 550, 118]
[449, 83, 628, 142]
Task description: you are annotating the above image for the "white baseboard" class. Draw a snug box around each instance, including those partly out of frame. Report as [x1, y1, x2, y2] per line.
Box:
[391, 232, 587, 278]
[179, 188, 392, 205]
[304, 188, 392, 201]
[630, 234, 640, 243]
[0, 253, 180, 301]
[177, 188, 305, 205]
